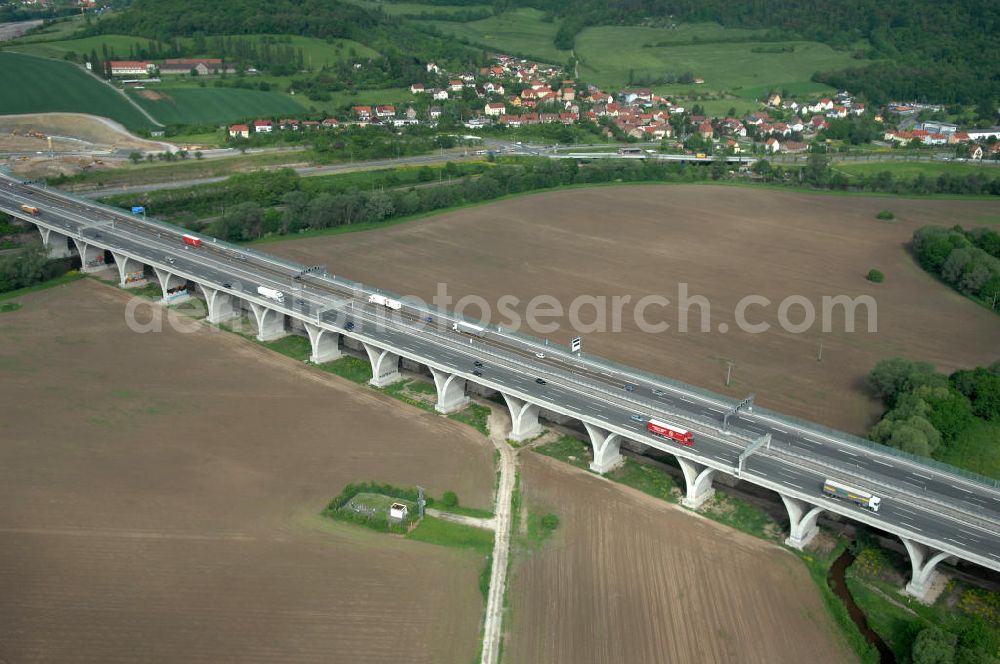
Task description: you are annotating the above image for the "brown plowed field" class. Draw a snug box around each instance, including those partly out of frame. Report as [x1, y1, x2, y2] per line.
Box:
[265, 185, 1000, 433]
[0, 280, 494, 663]
[506, 453, 857, 664]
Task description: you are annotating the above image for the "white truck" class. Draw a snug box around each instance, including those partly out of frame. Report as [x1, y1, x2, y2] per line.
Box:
[452, 321, 486, 337]
[822, 478, 881, 512]
[257, 285, 285, 304]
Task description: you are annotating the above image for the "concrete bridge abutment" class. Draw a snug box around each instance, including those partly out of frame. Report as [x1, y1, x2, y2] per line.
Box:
[901, 538, 950, 602]
[37, 225, 74, 258]
[111, 251, 147, 288]
[72, 237, 107, 273]
[677, 457, 717, 509]
[363, 342, 402, 387]
[248, 302, 287, 342]
[199, 285, 237, 324]
[500, 393, 541, 442]
[153, 267, 190, 303]
[430, 367, 469, 414]
[304, 323, 342, 364]
[780, 494, 823, 549]
[583, 422, 623, 474]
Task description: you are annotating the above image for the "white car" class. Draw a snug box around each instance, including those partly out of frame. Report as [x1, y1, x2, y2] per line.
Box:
[535, 352, 545, 359]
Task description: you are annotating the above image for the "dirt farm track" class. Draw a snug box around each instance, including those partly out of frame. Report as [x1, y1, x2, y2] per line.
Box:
[267, 185, 1000, 434]
[0, 281, 495, 663]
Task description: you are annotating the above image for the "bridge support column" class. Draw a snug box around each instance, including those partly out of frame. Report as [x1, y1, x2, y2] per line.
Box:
[304, 323, 341, 364]
[37, 226, 74, 258]
[901, 538, 950, 602]
[677, 457, 716, 509]
[500, 393, 541, 442]
[583, 422, 623, 474]
[200, 285, 236, 324]
[430, 367, 469, 414]
[72, 238, 106, 273]
[248, 302, 287, 342]
[111, 251, 147, 288]
[780, 495, 823, 549]
[153, 267, 190, 303]
[363, 342, 401, 387]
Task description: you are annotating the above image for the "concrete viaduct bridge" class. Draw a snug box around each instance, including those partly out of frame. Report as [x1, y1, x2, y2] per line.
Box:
[2, 172, 999, 601]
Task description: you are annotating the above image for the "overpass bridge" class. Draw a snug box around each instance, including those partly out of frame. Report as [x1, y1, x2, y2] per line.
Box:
[2, 172, 999, 600]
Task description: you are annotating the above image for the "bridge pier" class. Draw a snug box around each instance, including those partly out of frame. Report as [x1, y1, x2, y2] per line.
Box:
[363, 342, 401, 387]
[304, 323, 342, 364]
[111, 251, 147, 288]
[500, 393, 541, 442]
[901, 538, 950, 602]
[677, 457, 716, 509]
[72, 238, 107, 273]
[37, 226, 74, 258]
[248, 302, 287, 341]
[200, 285, 237, 324]
[430, 367, 469, 414]
[780, 495, 823, 549]
[153, 267, 190, 303]
[583, 422, 623, 474]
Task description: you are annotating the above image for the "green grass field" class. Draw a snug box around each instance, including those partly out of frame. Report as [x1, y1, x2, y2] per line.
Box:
[936, 420, 1000, 480]
[834, 161, 1000, 180]
[126, 84, 307, 125]
[184, 34, 379, 68]
[5, 34, 169, 61]
[0, 52, 153, 129]
[353, 0, 490, 17]
[415, 8, 569, 63]
[575, 27, 856, 97]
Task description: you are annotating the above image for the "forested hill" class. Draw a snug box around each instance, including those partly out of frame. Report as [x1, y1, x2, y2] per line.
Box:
[540, 0, 999, 106]
[93, 0, 380, 41]
[84, 0, 477, 69]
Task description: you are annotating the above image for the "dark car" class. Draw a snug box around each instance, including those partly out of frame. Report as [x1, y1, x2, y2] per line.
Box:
[474, 360, 484, 368]
[222, 282, 232, 289]
[345, 320, 355, 331]
[535, 378, 546, 385]
[473, 369, 483, 377]
[624, 383, 637, 392]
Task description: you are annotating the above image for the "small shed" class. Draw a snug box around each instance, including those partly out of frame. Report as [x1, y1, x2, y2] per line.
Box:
[389, 503, 408, 521]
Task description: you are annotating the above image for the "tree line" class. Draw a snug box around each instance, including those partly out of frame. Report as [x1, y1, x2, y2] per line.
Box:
[867, 357, 1000, 464]
[912, 225, 1000, 311]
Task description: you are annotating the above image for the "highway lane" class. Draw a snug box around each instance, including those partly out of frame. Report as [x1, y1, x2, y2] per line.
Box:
[3, 175, 1000, 569]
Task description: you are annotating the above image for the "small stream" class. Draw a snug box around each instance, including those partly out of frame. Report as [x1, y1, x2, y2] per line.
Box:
[827, 547, 896, 663]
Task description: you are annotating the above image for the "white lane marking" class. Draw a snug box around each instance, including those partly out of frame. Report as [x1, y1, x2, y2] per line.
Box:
[946, 538, 966, 545]
[951, 485, 973, 494]
[872, 459, 893, 468]
[913, 472, 934, 480]
[899, 521, 923, 532]
[841, 450, 858, 457]
[796, 438, 815, 446]
[786, 482, 804, 489]
[894, 506, 916, 515]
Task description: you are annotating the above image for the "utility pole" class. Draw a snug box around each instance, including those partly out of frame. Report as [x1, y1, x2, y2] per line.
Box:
[725, 361, 734, 387]
[817, 338, 824, 362]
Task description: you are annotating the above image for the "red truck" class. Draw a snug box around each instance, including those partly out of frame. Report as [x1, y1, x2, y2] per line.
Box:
[182, 234, 203, 247]
[647, 418, 694, 446]
[20, 205, 39, 215]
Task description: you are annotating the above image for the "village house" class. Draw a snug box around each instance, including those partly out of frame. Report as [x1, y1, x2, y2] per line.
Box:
[449, 79, 463, 92]
[484, 102, 505, 116]
[109, 60, 155, 77]
[375, 105, 396, 118]
[410, 83, 425, 94]
[228, 124, 250, 139]
[765, 136, 781, 153]
[432, 89, 449, 101]
[698, 120, 714, 139]
[353, 106, 372, 119]
[160, 58, 233, 76]
[321, 118, 340, 128]
[969, 144, 984, 160]
[253, 119, 273, 133]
